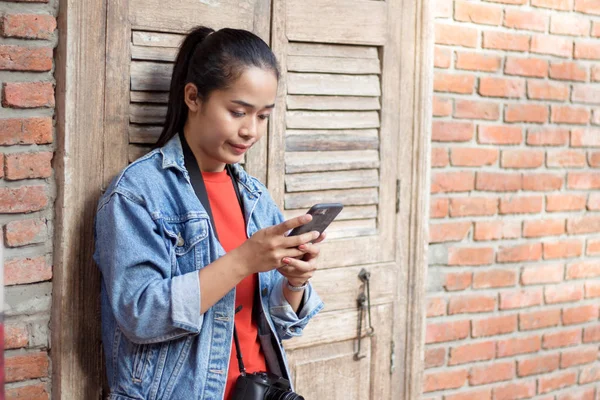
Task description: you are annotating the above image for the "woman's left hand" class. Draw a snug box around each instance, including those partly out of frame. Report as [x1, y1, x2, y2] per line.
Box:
[278, 232, 326, 286]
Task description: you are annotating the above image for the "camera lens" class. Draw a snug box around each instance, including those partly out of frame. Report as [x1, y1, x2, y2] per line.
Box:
[264, 387, 304, 400]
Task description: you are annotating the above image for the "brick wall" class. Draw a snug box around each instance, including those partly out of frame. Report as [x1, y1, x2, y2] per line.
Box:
[426, 0, 600, 399]
[0, 1, 57, 399]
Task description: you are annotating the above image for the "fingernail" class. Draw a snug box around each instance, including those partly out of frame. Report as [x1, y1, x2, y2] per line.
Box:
[299, 244, 306, 251]
[313, 231, 320, 239]
[283, 258, 290, 264]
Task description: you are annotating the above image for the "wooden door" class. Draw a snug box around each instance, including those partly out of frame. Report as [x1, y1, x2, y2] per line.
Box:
[266, 1, 403, 398]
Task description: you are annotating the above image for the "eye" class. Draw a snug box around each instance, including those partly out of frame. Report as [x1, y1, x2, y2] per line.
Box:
[230, 111, 245, 118]
[258, 114, 271, 120]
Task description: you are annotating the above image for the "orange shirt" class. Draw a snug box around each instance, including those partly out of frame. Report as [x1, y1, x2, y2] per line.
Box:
[202, 170, 267, 400]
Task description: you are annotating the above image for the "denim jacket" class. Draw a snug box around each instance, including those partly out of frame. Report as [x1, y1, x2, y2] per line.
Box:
[93, 135, 324, 400]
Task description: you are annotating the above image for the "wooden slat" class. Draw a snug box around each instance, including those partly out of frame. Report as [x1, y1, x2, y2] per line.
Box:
[326, 218, 377, 239]
[289, 42, 379, 59]
[129, 144, 151, 163]
[286, 129, 379, 152]
[129, 125, 162, 144]
[130, 104, 167, 124]
[286, 0, 387, 45]
[283, 205, 378, 221]
[130, 91, 169, 104]
[286, 96, 380, 111]
[132, 31, 183, 48]
[288, 55, 380, 74]
[285, 169, 379, 192]
[285, 150, 380, 173]
[285, 188, 379, 209]
[131, 44, 177, 62]
[287, 73, 381, 96]
[130, 61, 172, 91]
[286, 111, 380, 129]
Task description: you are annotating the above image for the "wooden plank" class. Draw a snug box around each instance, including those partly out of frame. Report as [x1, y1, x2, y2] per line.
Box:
[285, 150, 380, 173]
[326, 218, 377, 239]
[129, 125, 162, 144]
[287, 73, 381, 96]
[286, 129, 379, 152]
[287, 95, 380, 111]
[130, 91, 169, 104]
[289, 42, 379, 59]
[130, 61, 172, 91]
[132, 31, 183, 48]
[285, 169, 378, 192]
[131, 44, 177, 62]
[129, 144, 151, 163]
[286, 0, 387, 45]
[130, 104, 167, 124]
[285, 188, 378, 209]
[286, 111, 379, 130]
[288, 55, 380, 74]
[284, 205, 378, 221]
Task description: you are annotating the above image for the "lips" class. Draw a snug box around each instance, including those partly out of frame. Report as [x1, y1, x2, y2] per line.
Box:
[229, 142, 250, 155]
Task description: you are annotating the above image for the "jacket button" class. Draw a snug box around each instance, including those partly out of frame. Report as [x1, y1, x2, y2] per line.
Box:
[261, 288, 268, 297]
[176, 233, 185, 247]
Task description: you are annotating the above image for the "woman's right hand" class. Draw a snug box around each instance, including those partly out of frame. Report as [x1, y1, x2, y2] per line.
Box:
[234, 214, 320, 275]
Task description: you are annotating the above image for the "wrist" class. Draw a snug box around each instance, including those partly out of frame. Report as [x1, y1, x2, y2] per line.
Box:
[285, 278, 308, 291]
[229, 247, 252, 279]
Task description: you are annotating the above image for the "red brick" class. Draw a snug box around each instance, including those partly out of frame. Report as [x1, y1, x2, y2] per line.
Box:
[547, 194, 586, 212]
[551, 14, 590, 36]
[451, 148, 498, 166]
[434, 72, 476, 94]
[528, 81, 570, 101]
[567, 261, 600, 279]
[450, 197, 498, 217]
[520, 309, 561, 330]
[454, 100, 500, 121]
[445, 272, 472, 291]
[531, 0, 571, 10]
[531, 35, 573, 58]
[539, 371, 577, 394]
[524, 219, 565, 238]
[527, 128, 573, 147]
[449, 341, 495, 365]
[590, 152, 600, 167]
[449, 294, 496, 315]
[5, 151, 53, 180]
[579, 364, 600, 384]
[424, 347, 446, 369]
[449, 247, 494, 266]
[483, 31, 530, 52]
[427, 297, 446, 317]
[445, 389, 492, 400]
[432, 171, 475, 194]
[500, 288, 543, 310]
[549, 61, 587, 81]
[563, 304, 599, 325]
[487, 0, 526, 3]
[587, 239, 600, 255]
[594, 22, 600, 37]
[423, 369, 468, 392]
[0, 186, 47, 213]
[572, 85, 600, 105]
[432, 121, 474, 142]
[3, 82, 54, 108]
[557, 387, 595, 400]
[505, 57, 548, 78]
[430, 198, 448, 218]
[473, 269, 517, 289]
[497, 336, 541, 358]
[583, 325, 600, 343]
[470, 361, 515, 385]
[568, 172, 600, 189]
[435, 0, 452, 18]
[575, 0, 600, 15]
[479, 77, 525, 98]
[429, 221, 471, 243]
[505, 104, 548, 123]
[432, 96, 452, 117]
[593, 66, 600, 82]
[431, 148, 448, 167]
[498, 243, 542, 263]
[521, 264, 564, 285]
[502, 149, 544, 168]
[0, 46, 51, 71]
[5, 383, 49, 400]
[560, 346, 598, 368]
[4, 323, 28, 349]
[4, 218, 46, 247]
[435, 23, 478, 48]
[500, 195, 543, 214]
[456, 52, 501, 72]
[567, 215, 600, 234]
[434, 46, 451, 69]
[572, 128, 600, 146]
[545, 283, 584, 304]
[476, 172, 522, 192]
[585, 281, 600, 298]
[552, 105, 590, 124]
[0, 117, 52, 145]
[493, 381, 536, 400]
[522, 173, 563, 191]
[543, 329, 582, 349]
[455, 1, 502, 25]
[588, 193, 600, 209]
[547, 150, 587, 168]
[1, 14, 56, 40]
[5, 352, 49, 383]
[504, 9, 547, 32]
[544, 240, 583, 260]
[426, 320, 470, 344]
[472, 315, 517, 337]
[478, 125, 523, 144]
[474, 220, 520, 241]
[5, 256, 51, 286]
[575, 41, 600, 60]
[518, 354, 559, 376]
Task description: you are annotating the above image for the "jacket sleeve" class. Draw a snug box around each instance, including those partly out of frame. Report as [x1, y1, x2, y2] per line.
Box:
[94, 190, 203, 344]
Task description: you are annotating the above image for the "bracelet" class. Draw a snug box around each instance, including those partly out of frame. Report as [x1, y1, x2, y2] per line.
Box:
[285, 279, 308, 292]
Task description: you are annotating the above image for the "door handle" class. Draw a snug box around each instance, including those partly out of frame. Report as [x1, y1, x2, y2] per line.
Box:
[354, 268, 375, 361]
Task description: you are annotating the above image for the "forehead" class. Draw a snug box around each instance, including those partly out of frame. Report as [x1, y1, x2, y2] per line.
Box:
[216, 67, 278, 105]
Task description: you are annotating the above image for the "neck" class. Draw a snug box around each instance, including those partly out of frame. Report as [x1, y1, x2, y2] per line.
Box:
[182, 124, 226, 172]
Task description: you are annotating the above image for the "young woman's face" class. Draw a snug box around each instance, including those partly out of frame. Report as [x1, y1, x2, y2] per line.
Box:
[184, 66, 278, 172]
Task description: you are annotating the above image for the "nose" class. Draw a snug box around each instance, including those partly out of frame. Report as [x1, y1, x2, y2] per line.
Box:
[239, 117, 258, 139]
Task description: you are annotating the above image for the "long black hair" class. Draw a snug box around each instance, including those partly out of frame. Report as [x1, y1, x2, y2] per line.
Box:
[154, 26, 280, 148]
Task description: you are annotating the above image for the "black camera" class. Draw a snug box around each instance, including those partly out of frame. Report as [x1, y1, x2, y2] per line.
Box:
[230, 371, 304, 400]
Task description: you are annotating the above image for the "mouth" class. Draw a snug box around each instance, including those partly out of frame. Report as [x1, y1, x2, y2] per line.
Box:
[229, 142, 251, 155]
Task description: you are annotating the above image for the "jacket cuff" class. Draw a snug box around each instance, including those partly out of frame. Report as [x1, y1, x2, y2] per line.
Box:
[171, 271, 203, 333]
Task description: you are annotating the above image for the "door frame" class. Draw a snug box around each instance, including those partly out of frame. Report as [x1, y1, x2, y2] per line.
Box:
[51, 0, 432, 398]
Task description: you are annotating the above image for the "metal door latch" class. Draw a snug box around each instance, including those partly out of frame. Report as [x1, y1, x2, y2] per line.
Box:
[354, 268, 375, 361]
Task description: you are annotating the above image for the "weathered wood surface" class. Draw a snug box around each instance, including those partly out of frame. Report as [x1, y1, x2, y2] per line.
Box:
[285, 150, 379, 173]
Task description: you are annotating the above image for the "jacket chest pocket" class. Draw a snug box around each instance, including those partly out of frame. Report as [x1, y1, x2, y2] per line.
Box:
[163, 217, 210, 275]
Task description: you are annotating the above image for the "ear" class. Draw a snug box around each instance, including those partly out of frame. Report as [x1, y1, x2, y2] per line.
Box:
[184, 83, 201, 112]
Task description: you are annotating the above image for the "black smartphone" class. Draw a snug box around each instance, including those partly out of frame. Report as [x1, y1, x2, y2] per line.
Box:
[288, 203, 344, 237]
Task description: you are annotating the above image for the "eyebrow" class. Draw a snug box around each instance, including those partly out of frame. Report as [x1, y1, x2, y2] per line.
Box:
[232, 100, 275, 109]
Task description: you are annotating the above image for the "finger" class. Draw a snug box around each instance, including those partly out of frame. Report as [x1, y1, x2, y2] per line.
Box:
[298, 242, 320, 257]
[284, 230, 320, 248]
[280, 258, 317, 273]
[271, 214, 313, 236]
[312, 232, 327, 244]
